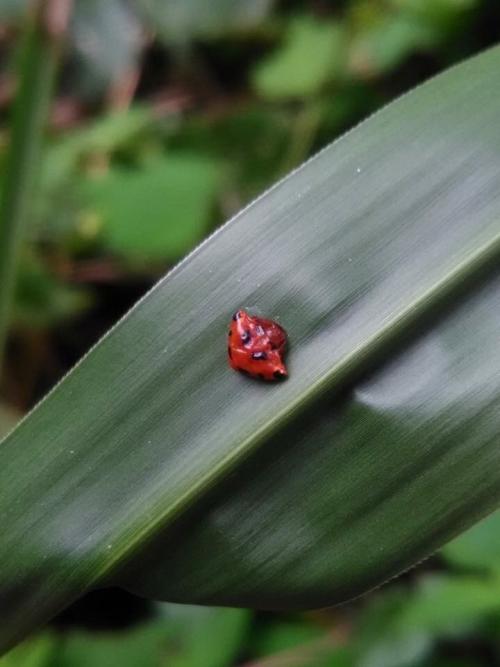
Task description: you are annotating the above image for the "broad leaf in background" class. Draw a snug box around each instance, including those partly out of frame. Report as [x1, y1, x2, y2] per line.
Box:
[2, 45, 500, 654]
[253, 16, 345, 99]
[0, 634, 55, 667]
[37, 107, 166, 252]
[78, 154, 221, 261]
[348, 13, 436, 77]
[441, 510, 500, 573]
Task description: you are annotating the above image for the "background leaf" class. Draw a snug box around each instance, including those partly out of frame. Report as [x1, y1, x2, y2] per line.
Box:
[0, 635, 55, 667]
[441, 511, 500, 573]
[78, 154, 221, 261]
[253, 16, 346, 99]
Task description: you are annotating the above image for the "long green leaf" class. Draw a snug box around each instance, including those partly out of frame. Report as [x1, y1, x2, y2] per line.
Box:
[2, 46, 500, 653]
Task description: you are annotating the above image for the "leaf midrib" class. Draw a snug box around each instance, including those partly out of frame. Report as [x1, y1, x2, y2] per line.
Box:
[97, 227, 500, 585]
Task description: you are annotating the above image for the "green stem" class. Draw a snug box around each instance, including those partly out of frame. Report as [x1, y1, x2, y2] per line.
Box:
[0, 0, 70, 375]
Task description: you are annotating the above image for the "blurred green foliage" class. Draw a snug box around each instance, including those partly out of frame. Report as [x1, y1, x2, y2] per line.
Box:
[2, 0, 489, 338]
[78, 154, 221, 261]
[2, 0, 488, 339]
[0, 607, 249, 667]
[253, 16, 346, 98]
[5, 541, 500, 667]
[1, 0, 499, 665]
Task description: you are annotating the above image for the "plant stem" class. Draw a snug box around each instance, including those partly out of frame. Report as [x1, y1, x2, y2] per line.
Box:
[0, 0, 71, 375]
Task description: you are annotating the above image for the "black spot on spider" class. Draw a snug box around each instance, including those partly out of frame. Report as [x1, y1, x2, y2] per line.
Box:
[273, 370, 286, 380]
[258, 373, 266, 380]
[227, 346, 232, 359]
[228, 330, 232, 336]
[251, 351, 267, 361]
[232, 311, 241, 321]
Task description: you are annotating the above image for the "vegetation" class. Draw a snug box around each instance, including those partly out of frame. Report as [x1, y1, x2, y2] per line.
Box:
[1, 1, 500, 665]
